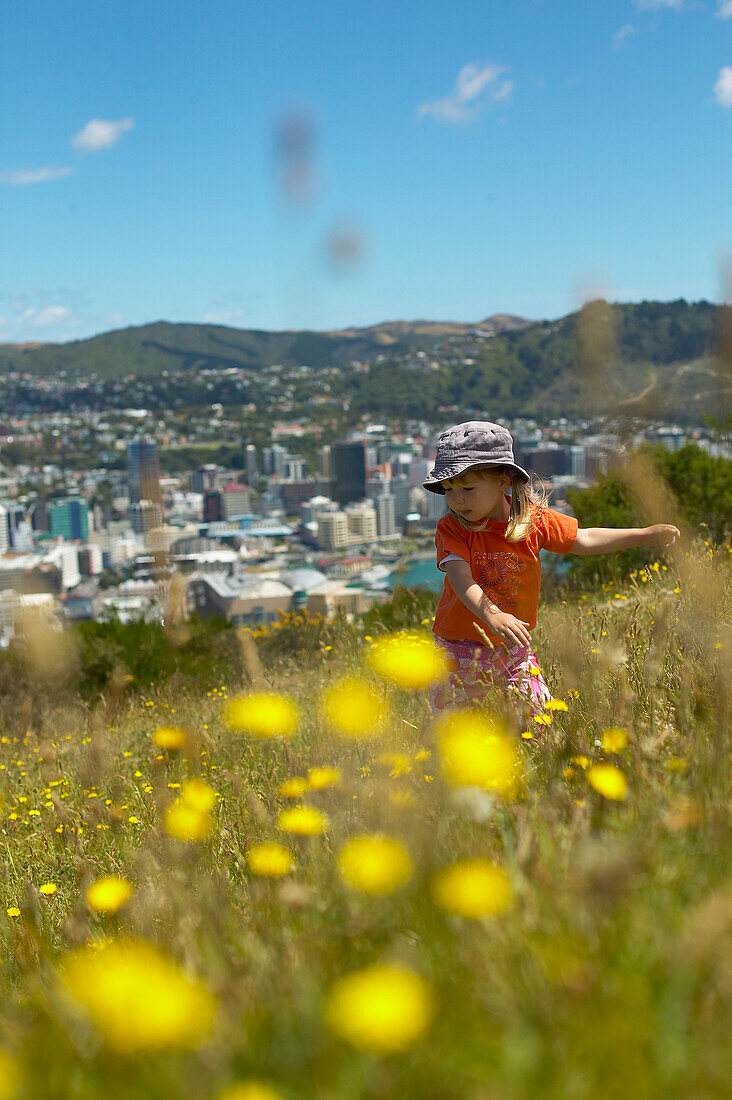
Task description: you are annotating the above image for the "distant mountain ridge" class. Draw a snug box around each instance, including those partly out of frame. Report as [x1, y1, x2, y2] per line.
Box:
[0, 314, 533, 379]
[1, 300, 729, 422]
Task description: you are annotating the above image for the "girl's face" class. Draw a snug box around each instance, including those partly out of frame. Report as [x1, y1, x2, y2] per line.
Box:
[441, 469, 510, 523]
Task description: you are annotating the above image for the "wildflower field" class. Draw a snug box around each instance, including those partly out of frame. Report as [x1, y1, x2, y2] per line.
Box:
[0, 544, 729, 1100]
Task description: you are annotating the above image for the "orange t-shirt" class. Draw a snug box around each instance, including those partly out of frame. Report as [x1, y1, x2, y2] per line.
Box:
[433, 507, 579, 645]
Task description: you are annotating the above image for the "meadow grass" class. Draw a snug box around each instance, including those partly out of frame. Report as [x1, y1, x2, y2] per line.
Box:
[0, 543, 729, 1100]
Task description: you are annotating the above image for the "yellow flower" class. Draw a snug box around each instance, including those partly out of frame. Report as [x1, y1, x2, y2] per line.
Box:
[544, 698, 568, 711]
[164, 801, 213, 842]
[366, 631, 449, 690]
[587, 764, 628, 801]
[600, 727, 629, 754]
[321, 677, 388, 739]
[179, 779, 217, 814]
[5, 908, 20, 918]
[217, 1084, 286, 1100]
[324, 964, 434, 1053]
[307, 766, 342, 790]
[279, 777, 309, 798]
[247, 842, 295, 878]
[61, 940, 217, 1052]
[224, 693, 299, 738]
[434, 709, 522, 796]
[39, 883, 57, 896]
[431, 859, 513, 919]
[86, 876, 134, 915]
[571, 755, 590, 770]
[277, 805, 328, 836]
[337, 835, 414, 896]
[0, 1051, 20, 1100]
[376, 751, 412, 777]
[152, 726, 188, 751]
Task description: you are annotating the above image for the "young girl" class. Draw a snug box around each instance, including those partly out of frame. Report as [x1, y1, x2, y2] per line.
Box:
[423, 421, 680, 714]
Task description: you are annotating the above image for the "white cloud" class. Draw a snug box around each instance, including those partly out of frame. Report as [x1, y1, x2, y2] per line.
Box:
[71, 117, 134, 153]
[203, 310, 250, 326]
[612, 23, 638, 48]
[632, 0, 684, 9]
[714, 66, 732, 106]
[0, 165, 73, 186]
[418, 63, 513, 124]
[717, 1, 732, 18]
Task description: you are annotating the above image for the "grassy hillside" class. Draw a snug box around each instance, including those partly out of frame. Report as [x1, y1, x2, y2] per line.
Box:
[0, 539, 729, 1099]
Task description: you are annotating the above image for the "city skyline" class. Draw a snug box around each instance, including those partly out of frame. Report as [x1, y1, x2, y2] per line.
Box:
[2, 1, 732, 346]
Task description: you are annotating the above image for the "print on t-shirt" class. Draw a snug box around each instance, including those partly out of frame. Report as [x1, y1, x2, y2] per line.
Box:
[474, 551, 527, 613]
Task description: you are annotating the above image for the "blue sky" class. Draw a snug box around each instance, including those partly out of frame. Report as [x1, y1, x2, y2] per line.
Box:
[2, 0, 731, 343]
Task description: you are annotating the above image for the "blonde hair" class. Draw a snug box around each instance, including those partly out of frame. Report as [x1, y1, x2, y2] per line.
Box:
[451, 467, 551, 542]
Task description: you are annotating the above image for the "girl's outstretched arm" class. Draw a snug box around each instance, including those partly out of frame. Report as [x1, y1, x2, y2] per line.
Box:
[570, 524, 680, 556]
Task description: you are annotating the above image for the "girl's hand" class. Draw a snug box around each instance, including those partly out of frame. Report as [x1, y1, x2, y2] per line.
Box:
[485, 610, 532, 649]
[642, 524, 680, 548]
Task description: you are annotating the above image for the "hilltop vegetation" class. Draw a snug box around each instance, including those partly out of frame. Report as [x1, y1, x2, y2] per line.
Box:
[1, 300, 730, 424]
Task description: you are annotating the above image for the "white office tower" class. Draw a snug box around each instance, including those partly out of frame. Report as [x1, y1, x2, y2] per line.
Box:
[318, 511, 350, 550]
[376, 493, 396, 538]
[426, 491, 449, 521]
[317, 445, 332, 481]
[245, 445, 258, 486]
[346, 502, 378, 543]
[0, 504, 8, 556]
[367, 472, 390, 499]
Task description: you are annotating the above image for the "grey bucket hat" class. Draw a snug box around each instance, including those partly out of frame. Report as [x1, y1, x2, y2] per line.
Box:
[423, 421, 529, 495]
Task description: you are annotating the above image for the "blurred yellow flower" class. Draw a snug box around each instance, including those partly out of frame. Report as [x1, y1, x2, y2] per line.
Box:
[217, 1084, 286, 1100]
[39, 883, 57, 896]
[571, 755, 590, 769]
[86, 876, 133, 915]
[61, 940, 216, 1052]
[279, 777, 309, 798]
[164, 801, 213, 842]
[307, 766, 342, 790]
[600, 727, 629, 754]
[0, 1051, 19, 1100]
[247, 842, 295, 877]
[337, 835, 414, 896]
[224, 693, 299, 738]
[376, 751, 412, 776]
[277, 805, 328, 836]
[324, 964, 434, 1053]
[5, 908, 20, 918]
[321, 677, 387, 739]
[434, 709, 522, 796]
[587, 763, 628, 801]
[431, 859, 513, 919]
[153, 726, 188, 751]
[180, 779, 217, 814]
[366, 631, 449, 690]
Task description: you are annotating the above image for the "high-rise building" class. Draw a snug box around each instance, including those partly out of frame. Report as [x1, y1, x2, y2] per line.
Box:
[318, 511, 350, 550]
[346, 502, 378, 543]
[332, 441, 367, 506]
[127, 437, 162, 505]
[245, 444, 258, 486]
[426, 492, 448, 522]
[376, 493, 396, 538]
[0, 504, 8, 556]
[284, 455, 306, 481]
[203, 491, 223, 523]
[129, 500, 164, 535]
[390, 474, 412, 525]
[221, 482, 251, 519]
[262, 444, 287, 478]
[49, 498, 90, 541]
[29, 500, 50, 533]
[191, 465, 224, 494]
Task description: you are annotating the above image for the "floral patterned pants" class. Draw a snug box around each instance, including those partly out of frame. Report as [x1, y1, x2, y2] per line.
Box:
[430, 635, 552, 717]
